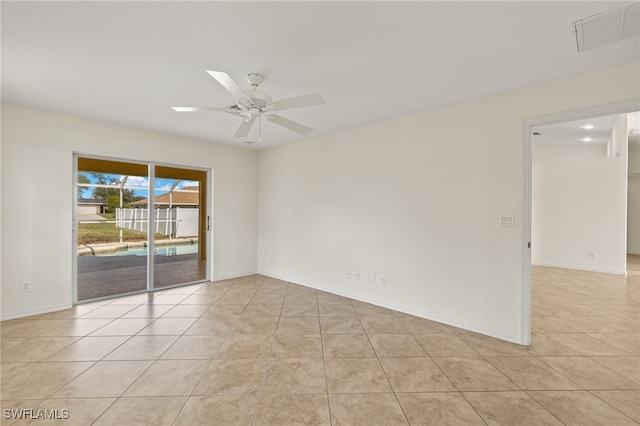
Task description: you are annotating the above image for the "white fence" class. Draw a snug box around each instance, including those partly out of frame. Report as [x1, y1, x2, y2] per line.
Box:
[116, 208, 198, 237]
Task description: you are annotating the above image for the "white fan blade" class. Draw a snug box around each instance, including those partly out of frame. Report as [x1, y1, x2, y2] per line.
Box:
[172, 106, 228, 112]
[234, 115, 256, 138]
[268, 93, 325, 111]
[266, 114, 313, 136]
[224, 108, 244, 117]
[206, 70, 252, 105]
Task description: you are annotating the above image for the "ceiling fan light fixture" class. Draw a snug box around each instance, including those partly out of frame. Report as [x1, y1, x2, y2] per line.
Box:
[245, 89, 272, 109]
[172, 70, 324, 139]
[247, 106, 261, 118]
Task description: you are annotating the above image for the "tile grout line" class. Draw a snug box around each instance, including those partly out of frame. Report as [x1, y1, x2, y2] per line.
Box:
[2, 268, 638, 425]
[168, 278, 239, 426]
[163, 285, 225, 426]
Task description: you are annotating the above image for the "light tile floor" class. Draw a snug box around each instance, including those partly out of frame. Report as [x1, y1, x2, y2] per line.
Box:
[1, 263, 638, 425]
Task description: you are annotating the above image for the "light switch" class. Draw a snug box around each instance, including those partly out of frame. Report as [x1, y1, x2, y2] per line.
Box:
[499, 215, 515, 227]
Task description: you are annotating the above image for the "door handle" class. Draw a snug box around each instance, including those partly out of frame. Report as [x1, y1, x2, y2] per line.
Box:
[207, 215, 210, 231]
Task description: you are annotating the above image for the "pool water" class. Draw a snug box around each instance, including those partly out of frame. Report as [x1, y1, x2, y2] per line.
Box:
[100, 244, 198, 257]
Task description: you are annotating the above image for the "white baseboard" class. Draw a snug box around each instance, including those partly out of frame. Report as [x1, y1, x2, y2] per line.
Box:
[1, 304, 72, 321]
[212, 271, 259, 281]
[1, 272, 259, 321]
[532, 262, 626, 275]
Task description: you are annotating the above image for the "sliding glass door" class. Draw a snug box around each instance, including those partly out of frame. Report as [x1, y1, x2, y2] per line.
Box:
[153, 165, 207, 289]
[75, 155, 209, 302]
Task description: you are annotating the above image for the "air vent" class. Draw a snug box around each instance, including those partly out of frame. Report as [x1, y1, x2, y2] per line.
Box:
[574, 3, 640, 52]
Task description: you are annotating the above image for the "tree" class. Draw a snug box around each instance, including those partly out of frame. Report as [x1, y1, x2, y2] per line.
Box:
[77, 173, 91, 198]
[106, 195, 121, 212]
[88, 173, 139, 208]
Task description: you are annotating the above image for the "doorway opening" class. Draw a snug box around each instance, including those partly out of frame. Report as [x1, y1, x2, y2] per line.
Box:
[531, 112, 639, 275]
[74, 155, 210, 303]
[522, 100, 640, 344]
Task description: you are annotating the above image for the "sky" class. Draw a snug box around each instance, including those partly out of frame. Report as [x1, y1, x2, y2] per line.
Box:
[78, 172, 198, 198]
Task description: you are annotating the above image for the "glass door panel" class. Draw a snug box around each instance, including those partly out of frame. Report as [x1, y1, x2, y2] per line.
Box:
[76, 158, 149, 301]
[153, 166, 207, 289]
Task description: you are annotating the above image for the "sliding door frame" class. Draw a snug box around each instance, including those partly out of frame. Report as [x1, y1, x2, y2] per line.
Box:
[73, 153, 212, 304]
[152, 162, 212, 291]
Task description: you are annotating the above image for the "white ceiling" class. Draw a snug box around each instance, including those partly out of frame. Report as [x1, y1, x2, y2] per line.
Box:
[2, 1, 639, 150]
[534, 114, 622, 145]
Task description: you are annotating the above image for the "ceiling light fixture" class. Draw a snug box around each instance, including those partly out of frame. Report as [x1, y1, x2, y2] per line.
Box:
[582, 137, 593, 142]
[582, 124, 595, 130]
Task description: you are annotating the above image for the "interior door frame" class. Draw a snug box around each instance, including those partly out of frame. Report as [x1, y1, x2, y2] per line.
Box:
[73, 153, 212, 304]
[521, 98, 640, 345]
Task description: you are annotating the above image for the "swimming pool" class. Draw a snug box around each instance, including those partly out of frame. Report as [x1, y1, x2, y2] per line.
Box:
[97, 243, 198, 257]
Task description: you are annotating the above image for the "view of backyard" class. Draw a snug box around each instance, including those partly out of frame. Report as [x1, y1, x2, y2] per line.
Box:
[76, 162, 206, 300]
[77, 171, 199, 246]
[77, 213, 166, 245]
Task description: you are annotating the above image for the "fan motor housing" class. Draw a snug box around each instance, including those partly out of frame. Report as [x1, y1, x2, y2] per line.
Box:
[245, 89, 272, 109]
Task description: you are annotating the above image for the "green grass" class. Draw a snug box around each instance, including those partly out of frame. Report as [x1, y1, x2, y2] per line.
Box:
[78, 222, 164, 245]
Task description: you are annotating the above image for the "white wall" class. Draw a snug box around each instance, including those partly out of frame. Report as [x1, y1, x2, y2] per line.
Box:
[629, 176, 640, 254]
[629, 143, 640, 254]
[532, 157, 627, 274]
[258, 61, 640, 344]
[1, 104, 259, 319]
[532, 143, 607, 164]
[608, 114, 629, 159]
[532, 115, 628, 274]
[0, 105, 3, 319]
[630, 144, 640, 174]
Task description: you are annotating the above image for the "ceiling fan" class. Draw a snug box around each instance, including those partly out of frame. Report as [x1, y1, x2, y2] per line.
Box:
[172, 71, 325, 139]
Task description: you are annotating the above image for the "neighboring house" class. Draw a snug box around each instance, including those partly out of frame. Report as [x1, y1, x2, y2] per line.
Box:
[130, 186, 199, 208]
[118, 186, 200, 237]
[77, 198, 107, 214]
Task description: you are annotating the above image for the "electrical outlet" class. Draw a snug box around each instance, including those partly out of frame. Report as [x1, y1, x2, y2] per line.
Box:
[21, 281, 31, 292]
[380, 276, 386, 286]
[589, 252, 597, 259]
[346, 271, 351, 279]
[354, 271, 360, 280]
